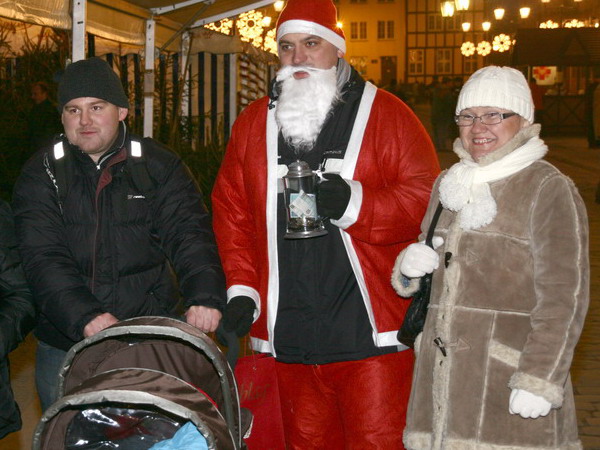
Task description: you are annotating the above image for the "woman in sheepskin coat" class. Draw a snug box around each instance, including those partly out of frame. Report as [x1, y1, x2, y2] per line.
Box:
[392, 66, 589, 450]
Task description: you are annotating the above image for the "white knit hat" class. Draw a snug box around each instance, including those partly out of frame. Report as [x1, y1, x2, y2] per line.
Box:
[455, 66, 534, 123]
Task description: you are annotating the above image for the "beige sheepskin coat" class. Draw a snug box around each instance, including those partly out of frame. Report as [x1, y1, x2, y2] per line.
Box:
[392, 125, 589, 450]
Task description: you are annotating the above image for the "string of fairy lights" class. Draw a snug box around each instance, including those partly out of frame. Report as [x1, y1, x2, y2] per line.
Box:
[203, 3, 283, 54]
[439, 0, 599, 57]
[201, 0, 596, 57]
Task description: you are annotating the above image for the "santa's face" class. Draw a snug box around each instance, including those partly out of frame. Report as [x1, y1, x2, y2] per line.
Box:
[278, 33, 343, 79]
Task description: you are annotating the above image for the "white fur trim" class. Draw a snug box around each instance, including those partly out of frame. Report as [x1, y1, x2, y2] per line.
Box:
[251, 336, 273, 354]
[227, 285, 261, 321]
[265, 107, 280, 357]
[376, 330, 408, 349]
[404, 430, 431, 450]
[489, 340, 521, 368]
[404, 431, 581, 450]
[338, 82, 377, 179]
[391, 248, 422, 297]
[277, 19, 346, 53]
[509, 372, 564, 408]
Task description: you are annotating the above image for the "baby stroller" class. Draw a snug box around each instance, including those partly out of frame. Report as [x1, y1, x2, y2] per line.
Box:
[32, 317, 247, 449]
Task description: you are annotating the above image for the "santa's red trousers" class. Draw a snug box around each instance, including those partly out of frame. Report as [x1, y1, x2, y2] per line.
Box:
[275, 350, 414, 449]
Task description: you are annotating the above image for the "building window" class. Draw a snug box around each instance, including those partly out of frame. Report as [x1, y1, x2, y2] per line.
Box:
[351, 21, 368, 40]
[464, 58, 478, 75]
[446, 16, 461, 31]
[408, 49, 424, 75]
[436, 49, 452, 74]
[377, 21, 385, 39]
[350, 0, 367, 3]
[428, 14, 442, 31]
[378, 0, 394, 2]
[377, 21, 394, 39]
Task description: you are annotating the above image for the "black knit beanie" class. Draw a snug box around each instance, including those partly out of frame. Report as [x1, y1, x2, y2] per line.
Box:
[58, 57, 129, 110]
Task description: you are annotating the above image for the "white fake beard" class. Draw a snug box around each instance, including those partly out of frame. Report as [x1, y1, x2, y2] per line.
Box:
[275, 65, 339, 153]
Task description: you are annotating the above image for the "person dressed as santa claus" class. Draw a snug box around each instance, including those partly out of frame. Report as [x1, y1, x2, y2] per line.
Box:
[212, 0, 439, 447]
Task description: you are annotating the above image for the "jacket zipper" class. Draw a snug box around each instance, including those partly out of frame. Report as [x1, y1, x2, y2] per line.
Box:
[90, 148, 128, 294]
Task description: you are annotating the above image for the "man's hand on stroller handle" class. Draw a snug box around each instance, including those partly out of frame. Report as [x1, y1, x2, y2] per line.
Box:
[186, 305, 222, 332]
[83, 313, 119, 337]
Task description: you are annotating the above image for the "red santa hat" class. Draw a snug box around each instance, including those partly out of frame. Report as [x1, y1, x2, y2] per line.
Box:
[276, 0, 346, 54]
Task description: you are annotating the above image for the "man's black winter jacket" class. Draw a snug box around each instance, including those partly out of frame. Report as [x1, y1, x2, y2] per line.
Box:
[12, 129, 225, 351]
[0, 200, 35, 438]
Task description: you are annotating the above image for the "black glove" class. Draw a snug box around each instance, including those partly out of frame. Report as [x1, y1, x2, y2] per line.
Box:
[223, 295, 256, 337]
[317, 173, 351, 220]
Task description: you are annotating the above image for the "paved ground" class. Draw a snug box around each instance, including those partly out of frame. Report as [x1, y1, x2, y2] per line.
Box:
[1, 114, 599, 449]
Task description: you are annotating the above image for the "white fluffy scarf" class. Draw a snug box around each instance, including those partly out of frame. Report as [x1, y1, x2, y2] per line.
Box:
[439, 126, 548, 230]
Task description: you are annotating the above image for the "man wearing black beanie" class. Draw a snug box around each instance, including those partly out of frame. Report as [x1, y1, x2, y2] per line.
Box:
[12, 57, 226, 411]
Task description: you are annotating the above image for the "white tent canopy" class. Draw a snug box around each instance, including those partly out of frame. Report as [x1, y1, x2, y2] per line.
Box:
[0, 0, 277, 136]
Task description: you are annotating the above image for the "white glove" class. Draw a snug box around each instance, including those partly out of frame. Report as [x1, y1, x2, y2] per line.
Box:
[399, 237, 444, 278]
[509, 389, 552, 419]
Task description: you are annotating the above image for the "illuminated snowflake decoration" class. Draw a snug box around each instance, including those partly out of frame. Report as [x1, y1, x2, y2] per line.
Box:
[476, 40, 491, 56]
[460, 41, 476, 57]
[204, 18, 234, 35]
[264, 28, 277, 54]
[564, 19, 584, 28]
[237, 10, 265, 47]
[492, 33, 512, 52]
[539, 20, 559, 29]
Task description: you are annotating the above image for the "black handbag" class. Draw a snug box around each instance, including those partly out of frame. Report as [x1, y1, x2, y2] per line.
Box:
[397, 202, 444, 348]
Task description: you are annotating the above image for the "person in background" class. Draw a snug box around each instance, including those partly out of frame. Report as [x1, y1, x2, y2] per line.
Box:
[393, 65, 589, 449]
[212, 0, 439, 447]
[27, 81, 62, 157]
[529, 74, 546, 130]
[0, 199, 35, 439]
[430, 76, 454, 151]
[13, 58, 226, 412]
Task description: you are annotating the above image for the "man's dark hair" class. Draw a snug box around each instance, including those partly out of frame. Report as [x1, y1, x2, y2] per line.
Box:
[32, 81, 50, 94]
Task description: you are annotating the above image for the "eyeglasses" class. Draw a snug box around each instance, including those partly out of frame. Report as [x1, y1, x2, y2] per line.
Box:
[454, 112, 518, 127]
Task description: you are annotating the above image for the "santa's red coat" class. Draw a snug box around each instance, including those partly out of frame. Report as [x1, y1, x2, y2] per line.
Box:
[212, 83, 439, 354]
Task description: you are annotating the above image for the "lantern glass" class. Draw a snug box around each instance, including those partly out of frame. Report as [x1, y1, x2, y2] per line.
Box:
[274, 1, 285, 11]
[519, 7, 531, 19]
[441, 1, 455, 17]
[455, 0, 469, 11]
[482, 21, 491, 31]
[462, 22, 471, 32]
[494, 8, 505, 20]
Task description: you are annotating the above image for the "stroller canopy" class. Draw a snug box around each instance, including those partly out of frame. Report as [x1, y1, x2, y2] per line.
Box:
[33, 317, 243, 450]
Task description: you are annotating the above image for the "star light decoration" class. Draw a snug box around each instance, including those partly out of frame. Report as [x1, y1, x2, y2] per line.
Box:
[237, 10, 266, 47]
[460, 41, 476, 57]
[492, 33, 512, 52]
[204, 9, 279, 54]
[204, 18, 234, 35]
[264, 29, 277, 54]
[476, 40, 491, 56]
[564, 19, 584, 28]
[539, 20, 559, 29]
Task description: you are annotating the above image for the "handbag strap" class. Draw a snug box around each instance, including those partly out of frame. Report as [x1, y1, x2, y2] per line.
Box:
[424, 202, 443, 248]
